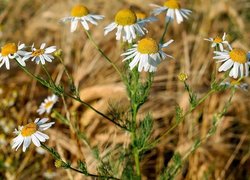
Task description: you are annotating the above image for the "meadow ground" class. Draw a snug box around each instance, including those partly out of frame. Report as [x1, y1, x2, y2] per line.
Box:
[0, 0, 250, 179]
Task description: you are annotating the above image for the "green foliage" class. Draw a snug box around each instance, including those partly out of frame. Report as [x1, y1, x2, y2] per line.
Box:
[135, 114, 153, 152]
[78, 160, 88, 175]
[124, 67, 153, 109]
[191, 139, 201, 153]
[121, 160, 139, 180]
[175, 105, 184, 123]
[161, 153, 182, 180]
[97, 160, 113, 180]
[108, 101, 131, 131]
[184, 81, 197, 109]
[51, 110, 70, 125]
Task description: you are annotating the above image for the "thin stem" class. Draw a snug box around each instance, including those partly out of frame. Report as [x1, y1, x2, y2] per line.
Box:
[131, 105, 141, 177]
[84, 30, 123, 79]
[42, 64, 55, 84]
[41, 144, 120, 180]
[65, 92, 128, 131]
[149, 88, 216, 147]
[56, 56, 73, 83]
[16, 61, 128, 131]
[160, 20, 170, 44]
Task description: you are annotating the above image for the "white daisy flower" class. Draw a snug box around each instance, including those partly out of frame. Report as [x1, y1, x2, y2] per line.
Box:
[0, 43, 27, 70]
[121, 37, 174, 72]
[220, 79, 249, 91]
[204, 33, 230, 51]
[104, 9, 149, 43]
[61, 4, 104, 32]
[37, 94, 58, 115]
[135, 11, 158, 24]
[12, 118, 54, 152]
[151, 0, 192, 24]
[23, 43, 56, 64]
[214, 48, 250, 79]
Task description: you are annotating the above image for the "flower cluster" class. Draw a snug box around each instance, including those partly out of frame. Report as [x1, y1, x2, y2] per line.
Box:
[205, 33, 250, 79]
[0, 43, 56, 70]
[60, 2, 192, 72]
[10, 2, 194, 154]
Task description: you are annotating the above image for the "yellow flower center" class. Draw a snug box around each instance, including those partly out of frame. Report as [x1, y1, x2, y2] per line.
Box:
[21, 122, 37, 137]
[137, 38, 159, 54]
[178, 72, 188, 81]
[135, 12, 147, 20]
[164, 0, 181, 9]
[45, 101, 53, 109]
[213, 36, 223, 43]
[229, 48, 247, 64]
[230, 79, 240, 86]
[115, 9, 137, 26]
[32, 49, 45, 57]
[1, 43, 17, 56]
[71, 4, 89, 17]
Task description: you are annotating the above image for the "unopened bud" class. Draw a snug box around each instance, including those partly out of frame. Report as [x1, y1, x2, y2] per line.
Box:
[178, 72, 188, 82]
[54, 49, 63, 57]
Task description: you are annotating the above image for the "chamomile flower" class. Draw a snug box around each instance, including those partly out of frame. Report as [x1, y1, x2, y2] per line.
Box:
[204, 33, 229, 51]
[61, 4, 104, 32]
[135, 11, 157, 24]
[104, 9, 149, 43]
[151, 0, 192, 24]
[23, 43, 56, 64]
[214, 48, 250, 79]
[121, 38, 174, 72]
[37, 94, 58, 115]
[220, 79, 249, 91]
[0, 43, 27, 70]
[12, 118, 54, 152]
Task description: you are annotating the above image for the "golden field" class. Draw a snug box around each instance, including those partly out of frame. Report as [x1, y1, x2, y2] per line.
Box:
[0, 0, 250, 179]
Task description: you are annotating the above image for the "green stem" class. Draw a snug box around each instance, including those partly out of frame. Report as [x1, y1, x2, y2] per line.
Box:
[41, 64, 55, 85]
[56, 56, 74, 85]
[16, 61, 128, 131]
[160, 20, 170, 44]
[41, 144, 120, 180]
[149, 88, 216, 147]
[131, 104, 141, 177]
[65, 93, 128, 130]
[84, 30, 123, 79]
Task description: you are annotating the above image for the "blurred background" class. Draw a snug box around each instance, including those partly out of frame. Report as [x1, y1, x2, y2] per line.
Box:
[0, 0, 250, 179]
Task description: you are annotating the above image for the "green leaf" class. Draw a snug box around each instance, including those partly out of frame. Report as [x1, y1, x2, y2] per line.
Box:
[78, 160, 88, 175]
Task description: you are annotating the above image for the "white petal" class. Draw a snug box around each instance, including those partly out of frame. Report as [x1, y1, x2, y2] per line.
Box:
[245, 63, 249, 76]
[218, 59, 233, 72]
[40, 43, 46, 49]
[40, 55, 45, 64]
[39, 122, 55, 131]
[70, 19, 78, 32]
[175, 9, 183, 24]
[43, 55, 53, 62]
[45, 46, 56, 53]
[123, 51, 137, 61]
[104, 22, 117, 35]
[23, 137, 31, 152]
[16, 55, 26, 66]
[115, 25, 123, 40]
[31, 135, 41, 147]
[34, 132, 46, 142]
[37, 131, 49, 140]
[80, 19, 89, 30]
[129, 53, 141, 70]
[162, 39, 174, 47]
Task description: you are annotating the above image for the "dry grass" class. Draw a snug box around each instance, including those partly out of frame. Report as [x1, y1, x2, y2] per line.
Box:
[0, 0, 250, 179]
